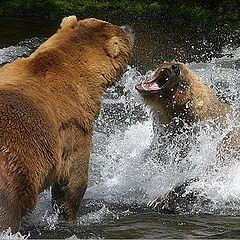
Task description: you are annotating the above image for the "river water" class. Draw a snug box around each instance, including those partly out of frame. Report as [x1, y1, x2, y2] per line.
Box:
[0, 16, 239, 239]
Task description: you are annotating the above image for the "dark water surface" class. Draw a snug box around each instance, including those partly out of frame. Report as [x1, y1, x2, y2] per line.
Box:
[0, 16, 240, 239]
[0, 16, 58, 48]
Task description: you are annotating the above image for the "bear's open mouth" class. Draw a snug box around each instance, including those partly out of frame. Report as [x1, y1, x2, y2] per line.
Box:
[135, 68, 170, 93]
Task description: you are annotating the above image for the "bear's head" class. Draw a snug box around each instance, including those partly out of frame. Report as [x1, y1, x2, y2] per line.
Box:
[135, 62, 204, 125]
[60, 16, 134, 58]
[31, 16, 134, 90]
[61, 16, 134, 88]
[135, 62, 198, 109]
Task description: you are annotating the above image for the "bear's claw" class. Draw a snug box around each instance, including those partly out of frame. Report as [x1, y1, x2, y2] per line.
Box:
[147, 178, 201, 213]
[147, 198, 162, 209]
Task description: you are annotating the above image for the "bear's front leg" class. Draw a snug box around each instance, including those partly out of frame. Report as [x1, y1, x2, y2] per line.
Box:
[52, 157, 89, 223]
[52, 129, 91, 223]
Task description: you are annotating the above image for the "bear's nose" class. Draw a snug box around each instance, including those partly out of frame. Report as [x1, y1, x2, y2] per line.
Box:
[121, 25, 134, 47]
[171, 64, 180, 76]
[121, 25, 134, 35]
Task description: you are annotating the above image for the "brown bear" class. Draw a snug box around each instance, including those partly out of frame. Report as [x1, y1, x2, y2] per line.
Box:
[0, 16, 133, 232]
[135, 62, 239, 211]
[136, 62, 233, 129]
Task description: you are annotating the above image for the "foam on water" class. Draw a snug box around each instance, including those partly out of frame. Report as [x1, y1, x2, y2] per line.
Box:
[0, 39, 239, 237]
[0, 228, 29, 239]
[0, 38, 43, 66]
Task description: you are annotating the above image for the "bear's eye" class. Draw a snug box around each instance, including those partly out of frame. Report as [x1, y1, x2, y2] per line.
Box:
[179, 80, 188, 91]
[171, 64, 180, 76]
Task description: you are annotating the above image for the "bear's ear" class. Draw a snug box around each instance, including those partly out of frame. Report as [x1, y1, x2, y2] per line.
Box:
[60, 16, 78, 29]
[104, 36, 121, 58]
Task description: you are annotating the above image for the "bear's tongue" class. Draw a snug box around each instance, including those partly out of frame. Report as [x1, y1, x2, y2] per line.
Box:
[141, 79, 160, 91]
[135, 69, 169, 93]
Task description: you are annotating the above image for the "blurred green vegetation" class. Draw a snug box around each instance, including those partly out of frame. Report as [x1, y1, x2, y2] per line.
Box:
[0, 0, 239, 28]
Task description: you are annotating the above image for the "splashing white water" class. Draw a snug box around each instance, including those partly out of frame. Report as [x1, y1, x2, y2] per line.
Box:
[87, 46, 240, 215]
[0, 38, 43, 66]
[0, 228, 29, 239]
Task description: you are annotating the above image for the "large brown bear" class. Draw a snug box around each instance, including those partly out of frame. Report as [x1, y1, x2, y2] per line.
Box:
[0, 16, 133, 232]
[136, 62, 239, 211]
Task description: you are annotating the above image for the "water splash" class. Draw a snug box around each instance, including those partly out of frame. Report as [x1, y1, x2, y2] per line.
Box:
[88, 46, 240, 215]
[0, 38, 44, 66]
[0, 228, 29, 240]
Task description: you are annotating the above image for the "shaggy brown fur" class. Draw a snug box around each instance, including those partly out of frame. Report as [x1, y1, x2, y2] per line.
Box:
[0, 16, 133, 232]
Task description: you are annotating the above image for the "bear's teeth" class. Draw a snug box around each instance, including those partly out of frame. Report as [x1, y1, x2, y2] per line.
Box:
[141, 81, 148, 91]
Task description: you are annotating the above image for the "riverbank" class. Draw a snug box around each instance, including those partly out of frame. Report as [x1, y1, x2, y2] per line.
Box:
[0, 0, 239, 29]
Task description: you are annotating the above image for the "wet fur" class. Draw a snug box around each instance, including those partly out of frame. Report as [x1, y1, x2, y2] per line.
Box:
[140, 62, 239, 212]
[0, 16, 132, 232]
